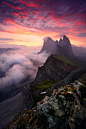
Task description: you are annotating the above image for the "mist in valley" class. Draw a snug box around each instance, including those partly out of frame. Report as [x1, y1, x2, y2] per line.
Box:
[0, 44, 50, 102]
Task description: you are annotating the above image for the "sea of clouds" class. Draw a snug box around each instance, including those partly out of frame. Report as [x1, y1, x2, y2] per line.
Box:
[0, 44, 50, 89]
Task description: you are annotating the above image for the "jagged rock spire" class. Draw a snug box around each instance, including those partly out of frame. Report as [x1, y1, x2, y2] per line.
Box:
[38, 35, 73, 56]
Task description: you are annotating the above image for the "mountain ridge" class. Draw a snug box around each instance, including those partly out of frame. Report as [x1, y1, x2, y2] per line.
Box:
[31, 54, 79, 86]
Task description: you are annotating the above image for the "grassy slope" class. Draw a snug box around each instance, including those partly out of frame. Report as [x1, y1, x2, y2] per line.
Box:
[35, 80, 55, 90]
[53, 55, 81, 68]
[32, 80, 55, 104]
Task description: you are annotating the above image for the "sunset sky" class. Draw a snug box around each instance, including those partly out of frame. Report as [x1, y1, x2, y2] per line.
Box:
[0, 0, 86, 47]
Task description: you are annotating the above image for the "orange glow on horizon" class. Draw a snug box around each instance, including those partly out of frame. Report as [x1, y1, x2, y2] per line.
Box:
[0, 18, 86, 47]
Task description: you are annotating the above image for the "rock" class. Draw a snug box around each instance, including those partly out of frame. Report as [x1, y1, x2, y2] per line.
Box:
[39, 35, 73, 57]
[58, 95, 66, 100]
[55, 109, 65, 117]
[54, 68, 86, 89]
[53, 98, 58, 103]
[68, 116, 75, 129]
[66, 102, 70, 108]
[51, 102, 59, 110]
[73, 105, 85, 120]
[48, 116, 56, 128]
[5, 77, 86, 129]
[39, 37, 58, 55]
[75, 81, 83, 85]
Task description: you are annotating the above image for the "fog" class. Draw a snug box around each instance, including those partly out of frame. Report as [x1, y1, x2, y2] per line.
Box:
[0, 45, 50, 89]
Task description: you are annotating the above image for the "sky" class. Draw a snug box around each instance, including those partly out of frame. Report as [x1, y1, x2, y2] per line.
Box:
[0, 0, 86, 47]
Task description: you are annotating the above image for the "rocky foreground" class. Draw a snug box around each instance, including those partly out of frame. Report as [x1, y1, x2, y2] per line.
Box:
[4, 74, 86, 129]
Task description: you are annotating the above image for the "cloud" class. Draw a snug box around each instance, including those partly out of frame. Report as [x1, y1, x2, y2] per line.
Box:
[0, 64, 35, 88]
[0, 42, 7, 43]
[0, 0, 86, 46]
[77, 33, 86, 37]
[0, 0, 86, 30]
[0, 38, 14, 41]
[0, 45, 49, 89]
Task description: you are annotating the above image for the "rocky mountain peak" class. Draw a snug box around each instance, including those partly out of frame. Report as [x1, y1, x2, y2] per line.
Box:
[59, 38, 63, 42]
[63, 35, 71, 47]
[43, 37, 53, 42]
[56, 40, 58, 43]
[63, 34, 67, 39]
[39, 37, 57, 54]
[59, 38, 63, 47]
[39, 35, 73, 57]
[46, 37, 53, 42]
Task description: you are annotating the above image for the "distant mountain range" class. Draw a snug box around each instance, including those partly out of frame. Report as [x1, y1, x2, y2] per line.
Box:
[39, 35, 86, 59]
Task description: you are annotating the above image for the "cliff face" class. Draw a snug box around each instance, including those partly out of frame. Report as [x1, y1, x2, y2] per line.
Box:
[32, 54, 79, 85]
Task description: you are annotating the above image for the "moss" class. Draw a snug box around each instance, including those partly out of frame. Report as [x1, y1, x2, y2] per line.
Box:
[53, 55, 81, 68]
[32, 80, 55, 106]
[35, 80, 55, 91]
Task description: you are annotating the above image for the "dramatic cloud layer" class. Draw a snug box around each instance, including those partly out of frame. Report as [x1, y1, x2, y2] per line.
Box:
[0, 0, 86, 46]
[0, 45, 49, 89]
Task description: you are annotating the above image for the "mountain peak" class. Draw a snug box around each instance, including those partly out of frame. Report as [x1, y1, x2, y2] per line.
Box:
[56, 40, 58, 43]
[59, 38, 63, 42]
[43, 37, 52, 42]
[62, 35, 72, 50]
[63, 35, 70, 42]
[39, 35, 73, 56]
[47, 37, 53, 42]
[63, 35, 67, 38]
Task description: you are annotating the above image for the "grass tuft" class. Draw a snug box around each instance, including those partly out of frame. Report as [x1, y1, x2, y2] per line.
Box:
[35, 80, 55, 91]
[53, 55, 81, 68]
